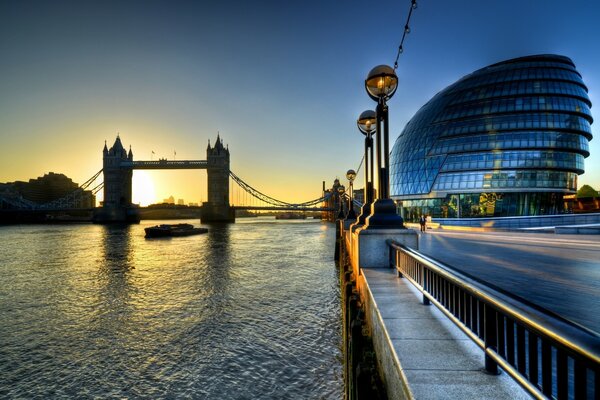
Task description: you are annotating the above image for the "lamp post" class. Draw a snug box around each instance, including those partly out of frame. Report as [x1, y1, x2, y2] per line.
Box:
[333, 179, 345, 261]
[357, 110, 376, 203]
[363, 65, 405, 228]
[337, 183, 346, 219]
[346, 169, 357, 220]
[350, 110, 377, 232]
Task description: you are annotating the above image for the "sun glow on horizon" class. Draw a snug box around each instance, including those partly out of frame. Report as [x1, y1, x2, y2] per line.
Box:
[132, 170, 156, 206]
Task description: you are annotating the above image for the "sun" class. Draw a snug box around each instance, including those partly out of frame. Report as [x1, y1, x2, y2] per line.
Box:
[132, 170, 156, 206]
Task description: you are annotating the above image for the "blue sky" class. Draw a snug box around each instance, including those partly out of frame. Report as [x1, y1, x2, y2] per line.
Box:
[0, 0, 598, 204]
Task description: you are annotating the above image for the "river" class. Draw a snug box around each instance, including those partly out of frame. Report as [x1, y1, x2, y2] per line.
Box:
[0, 217, 342, 399]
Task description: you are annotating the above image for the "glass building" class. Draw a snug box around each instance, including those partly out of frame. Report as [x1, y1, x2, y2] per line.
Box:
[389, 54, 593, 221]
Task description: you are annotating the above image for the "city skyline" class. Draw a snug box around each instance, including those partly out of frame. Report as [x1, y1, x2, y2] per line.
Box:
[1, 0, 599, 206]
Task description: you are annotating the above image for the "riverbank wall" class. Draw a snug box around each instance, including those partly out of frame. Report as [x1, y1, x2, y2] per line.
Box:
[338, 245, 386, 399]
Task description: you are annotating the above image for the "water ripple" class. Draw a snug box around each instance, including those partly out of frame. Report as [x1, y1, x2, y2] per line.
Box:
[0, 218, 342, 399]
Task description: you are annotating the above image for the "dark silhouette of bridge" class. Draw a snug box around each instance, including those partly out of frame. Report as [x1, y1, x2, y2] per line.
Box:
[1, 135, 340, 222]
[0, 135, 336, 223]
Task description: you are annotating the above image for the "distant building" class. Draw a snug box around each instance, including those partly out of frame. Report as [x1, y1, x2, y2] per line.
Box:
[177, 198, 184, 205]
[0, 183, 36, 209]
[163, 195, 175, 204]
[353, 188, 376, 205]
[354, 189, 364, 205]
[0, 172, 95, 209]
[390, 54, 592, 221]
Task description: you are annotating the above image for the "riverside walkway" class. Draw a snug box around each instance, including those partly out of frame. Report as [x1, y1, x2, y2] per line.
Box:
[359, 267, 529, 399]
[342, 224, 599, 399]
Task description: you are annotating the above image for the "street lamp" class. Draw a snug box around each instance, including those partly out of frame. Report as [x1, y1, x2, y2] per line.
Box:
[346, 169, 357, 220]
[363, 64, 405, 228]
[350, 110, 377, 232]
[337, 183, 346, 219]
[357, 110, 376, 203]
[365, 65, 398, 100]
[331, 178, 340, 217]
[365, 65, 397, 198]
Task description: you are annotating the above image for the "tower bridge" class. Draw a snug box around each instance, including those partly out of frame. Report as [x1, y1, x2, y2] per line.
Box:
[97, 134, 233, 223]
[0, 134, 336, 221]
[94, 134, 335, 223]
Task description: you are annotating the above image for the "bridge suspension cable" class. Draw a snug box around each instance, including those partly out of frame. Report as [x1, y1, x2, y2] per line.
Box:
[80, 169, 103, 190]
[38, 169, 104, 209]
[229, 170, 333, 208]
[91, 182, 104, 195]
[355, 154, 364, 177]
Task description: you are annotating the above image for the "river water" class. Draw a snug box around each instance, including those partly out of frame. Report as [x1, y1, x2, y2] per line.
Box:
[0, 217, 342, 399]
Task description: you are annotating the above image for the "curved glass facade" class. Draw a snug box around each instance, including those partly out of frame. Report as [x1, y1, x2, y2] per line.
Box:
[389, 54, 593, 219]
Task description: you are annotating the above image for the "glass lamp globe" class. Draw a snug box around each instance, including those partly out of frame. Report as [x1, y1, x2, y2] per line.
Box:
[357, 110, 377, 135]
[346, 169, 356, 183]
[365, 65, 398, 102]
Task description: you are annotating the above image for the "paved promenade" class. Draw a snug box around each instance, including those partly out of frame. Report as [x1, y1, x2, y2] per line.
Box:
[361, 268, 529, 399]
[347, 225, 600, 399]
[345, 228, 536, 399]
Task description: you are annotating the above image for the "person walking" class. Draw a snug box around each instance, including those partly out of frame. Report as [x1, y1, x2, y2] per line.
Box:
[419, 215, 426, 232]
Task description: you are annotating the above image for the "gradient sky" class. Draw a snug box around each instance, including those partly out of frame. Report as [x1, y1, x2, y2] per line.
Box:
[1, 0, 599, 206]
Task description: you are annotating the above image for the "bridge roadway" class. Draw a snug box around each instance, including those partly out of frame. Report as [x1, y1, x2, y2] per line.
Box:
[417, 230, 600, 333]
[121, 160, 208, 169]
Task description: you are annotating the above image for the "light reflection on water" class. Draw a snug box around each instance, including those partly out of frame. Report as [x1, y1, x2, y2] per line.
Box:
[0, 217, 342, 399]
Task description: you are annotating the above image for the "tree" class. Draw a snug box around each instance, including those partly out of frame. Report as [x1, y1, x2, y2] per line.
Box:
[577, 184, 599, 198]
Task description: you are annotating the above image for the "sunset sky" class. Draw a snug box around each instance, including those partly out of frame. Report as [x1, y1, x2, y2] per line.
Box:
[1, 0, 599, 206]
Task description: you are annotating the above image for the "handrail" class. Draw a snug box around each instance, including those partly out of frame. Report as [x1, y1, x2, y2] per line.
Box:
[387, 239, 600, 400]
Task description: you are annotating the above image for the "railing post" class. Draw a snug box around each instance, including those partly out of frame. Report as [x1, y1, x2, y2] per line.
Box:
[574, 360, 587, 399]
[397, 257, 403, 278]
[422, 267, 430, 305]
[397, 252, 403, 278]
[484, 303, 500, 375]
[541, 341, 552, 397]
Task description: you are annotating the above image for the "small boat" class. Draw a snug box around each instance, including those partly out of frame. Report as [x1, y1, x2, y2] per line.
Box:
[144, 223, 208, 238]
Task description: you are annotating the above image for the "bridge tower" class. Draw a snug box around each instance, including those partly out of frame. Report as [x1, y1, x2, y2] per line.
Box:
[202, 134, 235, 222]
[94, 136, 139, 223]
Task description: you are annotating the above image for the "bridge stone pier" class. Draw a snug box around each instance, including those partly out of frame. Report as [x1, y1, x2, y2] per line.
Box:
[202, 136, 235, 223]
[93, 136, 138, 223]
[94, 134, 234, 223]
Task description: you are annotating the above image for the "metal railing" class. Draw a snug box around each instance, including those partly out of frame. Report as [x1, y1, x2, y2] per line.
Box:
[387, 240, 600, 400]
